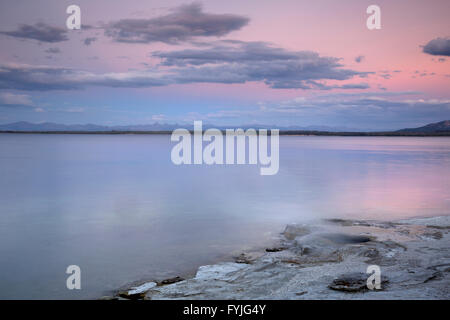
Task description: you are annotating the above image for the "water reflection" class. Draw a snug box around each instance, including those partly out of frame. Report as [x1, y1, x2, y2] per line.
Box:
[0, 134, 449, 299]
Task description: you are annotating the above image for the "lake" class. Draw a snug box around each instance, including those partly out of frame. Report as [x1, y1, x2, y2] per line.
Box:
[0, 134, 449, 299]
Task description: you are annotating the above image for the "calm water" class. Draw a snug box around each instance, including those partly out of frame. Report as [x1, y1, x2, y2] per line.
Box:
[0, 134, 449, 299]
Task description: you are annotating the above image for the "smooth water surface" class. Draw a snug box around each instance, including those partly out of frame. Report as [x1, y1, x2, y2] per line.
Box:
[0, 134, 449, 299]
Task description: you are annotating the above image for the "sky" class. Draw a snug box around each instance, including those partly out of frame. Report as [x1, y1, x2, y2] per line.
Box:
[0, 0, 449, 130]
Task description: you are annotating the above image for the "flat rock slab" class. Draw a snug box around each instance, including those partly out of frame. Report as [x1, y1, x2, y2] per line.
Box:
[117, 217, 450, 300]
[328, 272, 387, 292]
[158, 276, 184, 285]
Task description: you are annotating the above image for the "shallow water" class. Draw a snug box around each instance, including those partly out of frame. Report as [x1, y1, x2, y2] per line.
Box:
[0, 134, 449, 299]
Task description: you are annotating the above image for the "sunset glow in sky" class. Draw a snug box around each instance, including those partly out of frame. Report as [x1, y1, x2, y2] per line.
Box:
[0, 0, 449, 130]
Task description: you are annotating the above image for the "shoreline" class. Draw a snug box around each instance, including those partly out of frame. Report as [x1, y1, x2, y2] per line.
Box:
[1, 131, 450, 137]
[107, 215, 450, 300]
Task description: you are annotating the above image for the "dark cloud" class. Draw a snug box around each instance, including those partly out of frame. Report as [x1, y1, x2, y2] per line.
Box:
[422, 37, 450, 56]
[354, 55, 365, 63]
[155, 40, 300, 66]
[339, 83, 370, 89]
[45, 47, 61, 54]
[0, 23, 68, 43]
[104, 2, 249, 44]
[269, 81, 369, 90]
[0, 41, 369, 91]
[0, 65, 81, 90]
[154, 41, 371, 89]
[83, 37, 97, 46]
[0, 64, 169, 91]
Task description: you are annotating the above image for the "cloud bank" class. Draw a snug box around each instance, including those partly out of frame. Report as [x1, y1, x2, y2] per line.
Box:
[0, 23, 68, 43]
[104, 2, 249, 44]
[0, 64, 169, 91]
[0, 40, 370, 91]
[154, 41, 371, 89]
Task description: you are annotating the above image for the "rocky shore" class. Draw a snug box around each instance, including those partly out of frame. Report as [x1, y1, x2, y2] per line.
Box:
[108, 216, 450, 300]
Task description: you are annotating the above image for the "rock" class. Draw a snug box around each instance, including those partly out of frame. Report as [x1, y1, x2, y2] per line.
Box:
[329, 273, 369, 292]
[158, 276, 184, 286]
[421, 231, 443, 240]
[300, 245, 312, 255]
[117, 281, 158, 300]
[128, 281, 157, 294]
[194, 262, 248, 281]
[363, 247, 379, 258]
[426, 225, 450, 230]
[428, 263, 450, 273]
[117, 290, 146, 300]
[393, 268, 443, 286]
[99, 295, 117, 300]
[329, 272, 388, 292]
[329, 273, 372, 292]
[265, 247, 285, 252]
[115, 217, 450, 300]
[235, 253, 253, 264]
[423, 271, 443, 283]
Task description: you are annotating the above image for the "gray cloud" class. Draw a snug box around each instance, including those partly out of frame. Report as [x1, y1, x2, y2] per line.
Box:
[155, 40, 300, 66]
[45, 47, 61, 54]
[0, 23, 68, 43]
[0, 64, 169, 91]
[104, 2, 249, 44]
[338, 83, 370, 89]
[154, 41, 371, 89]
[0, 65, 78, 91]
[0, 41, 370, 91]
[422, 37, 450, 56]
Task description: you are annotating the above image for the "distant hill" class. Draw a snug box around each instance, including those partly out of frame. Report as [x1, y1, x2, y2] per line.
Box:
[0, 121, 181, 132]
[0, 121, 363, 132]
[0, 121, 108, 132]
[0, 120, 449, 135]
[397, 120, 450, 133]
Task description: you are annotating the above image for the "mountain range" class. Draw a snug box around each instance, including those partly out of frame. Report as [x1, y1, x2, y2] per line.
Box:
[0, 120, 449, 133]
[0, 121, 364, 132]
[396, 120, 450, 133]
